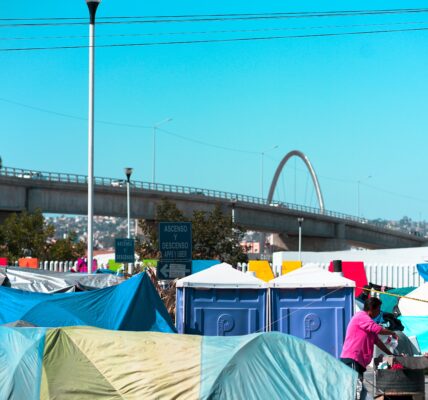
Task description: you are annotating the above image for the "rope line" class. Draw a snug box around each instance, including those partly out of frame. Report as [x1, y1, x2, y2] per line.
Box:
[358, 286, 428, 304]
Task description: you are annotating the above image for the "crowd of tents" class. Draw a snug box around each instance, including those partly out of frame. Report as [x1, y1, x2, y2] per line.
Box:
[1, 261, 427, 399]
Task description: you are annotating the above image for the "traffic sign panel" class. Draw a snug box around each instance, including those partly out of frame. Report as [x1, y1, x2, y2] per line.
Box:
[159, 222, 192, 261]
[115, 238, 135, 263]
[157, 261, 192, 280]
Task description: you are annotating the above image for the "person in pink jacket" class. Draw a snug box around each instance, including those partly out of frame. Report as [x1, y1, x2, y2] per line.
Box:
[341, 297, 398, 399]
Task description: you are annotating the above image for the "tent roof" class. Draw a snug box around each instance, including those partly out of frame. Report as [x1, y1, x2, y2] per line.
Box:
[176, 263, 267, 288]
[0, 273, 176, 332]
[269, 263, 356, 288]
[0, 327, 357, 400]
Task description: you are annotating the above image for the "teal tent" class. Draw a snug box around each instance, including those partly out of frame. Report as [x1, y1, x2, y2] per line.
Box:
[0, 273, 175, 332]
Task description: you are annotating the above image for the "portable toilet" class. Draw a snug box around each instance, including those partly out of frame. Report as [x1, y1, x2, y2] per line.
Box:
[269, 264, 355, 357]
[176, 262, 268, 336]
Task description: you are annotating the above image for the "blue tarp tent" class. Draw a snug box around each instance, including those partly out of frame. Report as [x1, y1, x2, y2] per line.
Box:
[417, 263, 428, 282]
[400, 316, 428, 353]
[191, 260, 219, 274]
[0, 273, 175, 332]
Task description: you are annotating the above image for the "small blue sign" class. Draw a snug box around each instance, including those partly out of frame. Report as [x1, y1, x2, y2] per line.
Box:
[159, 222, 192, 261]
[115, 238, 135, 263]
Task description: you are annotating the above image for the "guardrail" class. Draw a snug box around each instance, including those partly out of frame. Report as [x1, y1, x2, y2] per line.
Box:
[0, 166, 422, 237]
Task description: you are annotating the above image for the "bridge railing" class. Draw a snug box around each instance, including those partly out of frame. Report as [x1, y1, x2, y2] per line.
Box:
[0, 166, 415, 236]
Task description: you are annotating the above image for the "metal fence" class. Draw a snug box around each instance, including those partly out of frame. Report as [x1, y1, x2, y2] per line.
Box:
[0, 165, 418, 237]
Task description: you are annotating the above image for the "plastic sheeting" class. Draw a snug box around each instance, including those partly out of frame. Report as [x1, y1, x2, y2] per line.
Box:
[0, 326, 357, 400]
[400, 316, 428, 353]
[398, 283, 428, 316]
[380, 287, 416, 313]
[0, 266, 123, 293]
[417, 263, 428, 282]
[0, 273, 176, 332]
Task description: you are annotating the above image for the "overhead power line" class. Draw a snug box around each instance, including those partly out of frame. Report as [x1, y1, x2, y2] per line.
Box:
[2, 8, 428, 28]
[1, 26, 428, 52]
[0, 97, 259, 154]
[1, 20, 427, 41]
[2, 8, 428, 22]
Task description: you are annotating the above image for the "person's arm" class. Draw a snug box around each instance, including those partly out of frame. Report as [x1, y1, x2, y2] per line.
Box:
[375, 337, 394, 355]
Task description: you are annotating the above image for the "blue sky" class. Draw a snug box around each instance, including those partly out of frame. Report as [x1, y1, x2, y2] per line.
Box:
[1, 1, 427, 220]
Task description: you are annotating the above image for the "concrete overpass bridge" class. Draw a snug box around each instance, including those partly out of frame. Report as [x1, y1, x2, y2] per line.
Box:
[0, 165, 425, 251]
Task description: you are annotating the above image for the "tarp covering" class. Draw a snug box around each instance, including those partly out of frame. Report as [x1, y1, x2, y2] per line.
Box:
[0, 266, 123, 293]
[398, 283, 428, 316]
[380, 287, 416, 314]
[417, 263, 428, 282]
[0, 326, 357, 400]
[400, 316, 428, 353]
[0, 273, 176, 332]
[328, 261, 367, 296]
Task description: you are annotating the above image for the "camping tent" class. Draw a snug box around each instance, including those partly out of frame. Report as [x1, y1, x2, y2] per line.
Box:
[398, 283, 428, 317]
[0, 326, 357, 400]
[398, 283, 428, 352]
[0, 266, 123, 293]
[0, 273, 175, 332]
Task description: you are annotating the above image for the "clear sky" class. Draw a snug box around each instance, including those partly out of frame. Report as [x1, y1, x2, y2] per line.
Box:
[1, 1, 427, 221]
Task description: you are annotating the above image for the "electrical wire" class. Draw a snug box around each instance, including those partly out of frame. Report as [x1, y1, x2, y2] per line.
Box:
[3, 8, 428, 22]
[2, 8, 428, 28]
[157, 127, 259, 154]
[0, 97, 259, 155]
[1, 20, 427, 42]
[1, 26, 428, 52]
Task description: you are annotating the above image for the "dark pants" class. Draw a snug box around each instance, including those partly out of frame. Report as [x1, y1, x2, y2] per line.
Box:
[340, 358, 366, 378]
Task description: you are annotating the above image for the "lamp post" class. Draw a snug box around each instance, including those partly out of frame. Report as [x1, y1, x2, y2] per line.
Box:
[152, 117, 172, 184]
[124, 168, 133, 238]
[357, 175, 372, 218]
[231, 198, 237, 224]
[125, 167, 133, 275]
[297, 217, 304, 261]
[260, 145, 279, 199]
[85, 0, 101, 274]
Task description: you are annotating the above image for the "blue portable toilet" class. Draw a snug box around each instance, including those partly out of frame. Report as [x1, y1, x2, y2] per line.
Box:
[269, 264, 355, 357]
[176, 262, 268, 336]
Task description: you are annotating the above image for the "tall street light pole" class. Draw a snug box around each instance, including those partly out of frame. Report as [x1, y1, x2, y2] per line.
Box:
[152, 117, 172, 184]
[124, 167, 133, 239]
[297, 217, 304, 261]
[260, 145, 279, 199]
[85, 0, 101, 274]
[125, 167, 133, 274]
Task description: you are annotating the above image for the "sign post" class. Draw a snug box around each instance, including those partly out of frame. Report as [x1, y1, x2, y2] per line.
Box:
[158, 222, 192, 280]
[115, 238, 135, 263]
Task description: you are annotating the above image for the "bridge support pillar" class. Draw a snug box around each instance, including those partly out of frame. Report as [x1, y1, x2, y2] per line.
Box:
[278, 234, 351, 252]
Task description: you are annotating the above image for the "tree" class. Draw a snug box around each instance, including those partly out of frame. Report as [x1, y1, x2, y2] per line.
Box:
[192, 205, 248, 265]
[48, 231, 86, 260]
[137, 199, 185, 259]
[0, 209, 54, 261]
[137, 199, 248, 265]
[0, 210, 86, 262]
